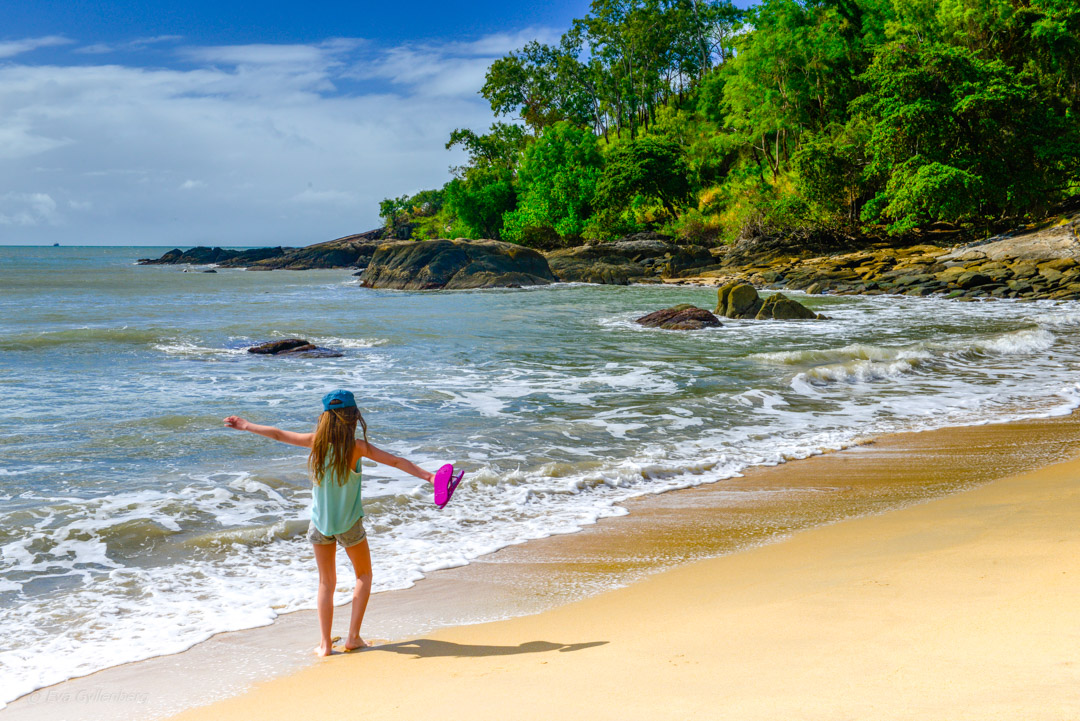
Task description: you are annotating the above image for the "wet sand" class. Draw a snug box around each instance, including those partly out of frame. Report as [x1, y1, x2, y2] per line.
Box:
[7, 415, 1080, 720]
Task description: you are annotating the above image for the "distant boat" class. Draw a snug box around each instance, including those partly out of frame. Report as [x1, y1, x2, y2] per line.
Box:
[52, 243, 59, 247]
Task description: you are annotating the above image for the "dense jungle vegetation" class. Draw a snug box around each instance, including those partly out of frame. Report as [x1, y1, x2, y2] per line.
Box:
[379, 0, 1080, 248]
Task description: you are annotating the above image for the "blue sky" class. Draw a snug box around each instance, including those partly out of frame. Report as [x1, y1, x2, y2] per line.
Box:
[0, 1, 753, 246]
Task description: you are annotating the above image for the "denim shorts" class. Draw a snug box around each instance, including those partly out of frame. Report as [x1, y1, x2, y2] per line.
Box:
[307, 516, 367, 548]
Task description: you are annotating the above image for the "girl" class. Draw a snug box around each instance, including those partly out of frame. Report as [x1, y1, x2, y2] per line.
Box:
[224, 389, 434, 656]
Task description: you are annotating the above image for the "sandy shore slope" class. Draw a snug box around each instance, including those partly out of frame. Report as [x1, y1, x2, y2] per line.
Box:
[168, 442, 1080, 720]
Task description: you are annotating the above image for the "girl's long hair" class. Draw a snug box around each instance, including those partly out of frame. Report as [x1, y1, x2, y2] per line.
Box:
[307, 405, 368, 486]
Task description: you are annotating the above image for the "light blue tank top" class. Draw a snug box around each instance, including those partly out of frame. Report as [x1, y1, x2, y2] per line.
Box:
[310, 456, 364, 536]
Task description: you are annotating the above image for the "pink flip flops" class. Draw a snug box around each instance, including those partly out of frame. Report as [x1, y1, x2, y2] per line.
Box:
[433, 464, 464, 509]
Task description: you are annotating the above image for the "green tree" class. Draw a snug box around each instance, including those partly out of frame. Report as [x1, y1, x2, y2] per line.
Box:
[718, 0, 890, 181]
[482, 42, 595, 134]
[933, 0, 1080, 113]
[438, 123, 527, 240]
[597, 136, 691, 217]
[444, 170, 517, 240]
[791, 120, 872, 224]
[502, 122, 604, 243]
[446, 123, 527, 172]
[855, 41, 1079, 234]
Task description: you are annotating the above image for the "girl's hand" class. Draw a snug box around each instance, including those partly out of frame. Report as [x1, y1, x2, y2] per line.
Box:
[223, 416, 249, 431]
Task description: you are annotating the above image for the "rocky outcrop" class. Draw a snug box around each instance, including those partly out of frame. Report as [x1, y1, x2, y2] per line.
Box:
[230, 233, 385, 270]
[138, 229, 387, 270]
[139, 246, 275, 265]
[715, 282, 821, 320]
[936, 214, 1080, 264]
[359, 238, 555, 290]
[636, 304, 722, 330]
[677, 209, 1080, 301]
[247, 339, 343, 358]
[546, 238, 717, 284]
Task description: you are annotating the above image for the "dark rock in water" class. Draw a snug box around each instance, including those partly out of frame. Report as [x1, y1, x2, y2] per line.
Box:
[716, 282, 821, 320]
[247, 339, 343, 358]
[359, 238, 555, 290]
[286, 346, 345, 358]
[248, 339, 310, 354]
[140, 246, 241, 265]
[636, 305, 722, 330]
[717, 282, 763, 318]
[202, 269, 217, 273]
[755, 292, 818, 320]
[140, 248, 184, 264]
[546, 239, 715, 284]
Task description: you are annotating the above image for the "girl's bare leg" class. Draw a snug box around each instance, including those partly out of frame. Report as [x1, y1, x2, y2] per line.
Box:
[343, 538, 373, 650]
[312, 542, 338, 656]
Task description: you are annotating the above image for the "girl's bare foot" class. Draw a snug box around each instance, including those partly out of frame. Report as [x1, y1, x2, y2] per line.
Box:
[343, 636, 370, 652]
[314, 640, 338, 656]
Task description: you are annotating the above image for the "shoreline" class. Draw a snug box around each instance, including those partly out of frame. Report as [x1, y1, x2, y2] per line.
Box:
[6, 413, 1080, 720]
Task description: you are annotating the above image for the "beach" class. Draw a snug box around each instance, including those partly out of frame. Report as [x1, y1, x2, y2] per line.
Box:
[7, 414, 1079, 720]
[168, 417, 1080, 721]
[6, 0, 1080, 715]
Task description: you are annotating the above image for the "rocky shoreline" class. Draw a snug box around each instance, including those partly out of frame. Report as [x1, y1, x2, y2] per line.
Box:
[137, 210, 1080, 300]
[666, 212, 1080, 301]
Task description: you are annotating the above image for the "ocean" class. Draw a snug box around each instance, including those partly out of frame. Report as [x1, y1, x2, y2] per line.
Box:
[2, 245, 1079, 706]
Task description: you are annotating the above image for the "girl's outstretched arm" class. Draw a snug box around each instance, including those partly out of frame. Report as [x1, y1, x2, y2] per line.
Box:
[359, 440, 436, 484]
[223, 416, 314, 448]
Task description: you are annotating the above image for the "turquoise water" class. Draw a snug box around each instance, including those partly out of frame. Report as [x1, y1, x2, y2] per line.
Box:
[3, 245, 1080, 705]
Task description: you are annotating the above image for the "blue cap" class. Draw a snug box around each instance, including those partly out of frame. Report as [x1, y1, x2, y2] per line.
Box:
[322, 389, 357, 412]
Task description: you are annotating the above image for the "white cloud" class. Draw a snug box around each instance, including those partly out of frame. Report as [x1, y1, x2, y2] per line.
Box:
[76, 35, 184, 55]
[361, 48, 495, 98]
[443, 28, 564, 56]
[352, 27, 561, 99]
[77, 43, 116, 55]
[0, 36, 72, 59]
[0, 32, 556, 245]
[179, 38, 362, 68]
[0, 192, 59, 226]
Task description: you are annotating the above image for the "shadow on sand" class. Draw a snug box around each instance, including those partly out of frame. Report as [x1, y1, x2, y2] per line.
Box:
[370, 639, 608, 659]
